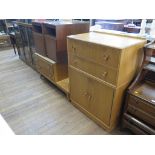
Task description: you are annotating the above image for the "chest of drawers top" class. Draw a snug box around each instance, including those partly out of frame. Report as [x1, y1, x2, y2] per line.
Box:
[68, 32, 146, 49]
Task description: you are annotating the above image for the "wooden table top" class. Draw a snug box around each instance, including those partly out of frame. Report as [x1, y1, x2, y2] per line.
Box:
[68, 32, 146, 49]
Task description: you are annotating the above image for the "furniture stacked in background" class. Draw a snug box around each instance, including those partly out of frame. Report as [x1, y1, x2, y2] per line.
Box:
[33, 20, 90, 95]
[0, 34, 11, 51]
[15, 22, 36, 69]
[0, 19, 17, 34]
[67, 32, 146, 131]
[122, 42, 155, 134]
[94, 19, 141, 33]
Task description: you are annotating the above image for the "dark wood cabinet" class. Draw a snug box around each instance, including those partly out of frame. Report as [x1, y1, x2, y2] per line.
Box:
[16, 22, 36, 69]
[32, 22, 47, 57]
[34, 20, 90, 94]
[122, 41, 155, 134]
[43, 21, 90, 63]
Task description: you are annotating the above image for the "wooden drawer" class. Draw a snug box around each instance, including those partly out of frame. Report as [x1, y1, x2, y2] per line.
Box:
[127, 104, 155, 127]
[69, 67, 114, 125]
[69, 53, 118, 85]
[68, 39, 120, 69]
[123, 113, 155, 134]
[35, 54, 55, 81]
[128, 95, 155, 117]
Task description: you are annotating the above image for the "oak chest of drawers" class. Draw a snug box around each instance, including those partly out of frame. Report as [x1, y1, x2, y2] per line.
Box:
[67, 32, 146, 131]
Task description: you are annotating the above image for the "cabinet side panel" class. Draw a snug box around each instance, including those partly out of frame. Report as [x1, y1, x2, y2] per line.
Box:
[117, 43, 146, 87]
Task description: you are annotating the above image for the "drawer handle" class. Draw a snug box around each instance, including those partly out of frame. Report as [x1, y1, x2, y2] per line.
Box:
[102, 71, 108, 78]
[103, 55, 109, 61]
[88, 95, 92, 101]
[72, 46, 76, 52]
[133, 109, 137, 113]
[135, 100, 139, 105]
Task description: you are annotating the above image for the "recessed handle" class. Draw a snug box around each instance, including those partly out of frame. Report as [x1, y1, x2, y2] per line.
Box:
[72, 46, 76, 52]
[103, 55, 109, 61]
[135, 100, 139, 105]
[87, 95, 92, 101]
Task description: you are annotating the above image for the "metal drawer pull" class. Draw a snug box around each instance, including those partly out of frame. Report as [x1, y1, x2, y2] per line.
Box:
[135, 100, 139, 105]
[72, 46, 76, 52]
[103, 55, 109, 61]
[83, 92, 88, 96]
[102, 71, 108, 78]
[88, 95, 92, 101]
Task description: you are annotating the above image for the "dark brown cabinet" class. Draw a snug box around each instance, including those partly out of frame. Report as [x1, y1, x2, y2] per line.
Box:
[32, 22, 47, 57]
[43, 21, 90, 63]
[16, 22, 36, 69]
[122, 42, 155, 134]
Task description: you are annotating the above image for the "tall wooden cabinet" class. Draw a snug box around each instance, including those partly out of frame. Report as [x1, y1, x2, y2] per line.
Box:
[67, 32, 146, 131]
[16, 22, 36, 69]
[32, 21, 47, 57]
[34, 21, 90, 94]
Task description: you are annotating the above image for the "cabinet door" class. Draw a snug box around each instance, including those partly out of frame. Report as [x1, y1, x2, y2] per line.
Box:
[44, 34, 57, 61]
[33, 31, 46, 56]
[69, 67, 114, 125]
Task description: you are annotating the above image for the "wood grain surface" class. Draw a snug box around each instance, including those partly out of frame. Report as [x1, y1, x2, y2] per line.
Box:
[0, 49, 130, 135]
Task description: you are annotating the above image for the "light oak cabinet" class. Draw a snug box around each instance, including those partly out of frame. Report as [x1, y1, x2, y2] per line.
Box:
[67, 32, 146, 131]
[69, 68, 114, 126]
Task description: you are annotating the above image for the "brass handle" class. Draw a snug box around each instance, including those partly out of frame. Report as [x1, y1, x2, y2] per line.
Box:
[133, 109, 137, 113]
[72, 46, 76, 52]
[88, 95, 92, 101]
[103, 55, 109, 61]
[102, 71, 108, 78]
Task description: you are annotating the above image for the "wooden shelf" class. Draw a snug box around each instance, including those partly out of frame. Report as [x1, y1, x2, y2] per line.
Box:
[56, 78, 69, 94]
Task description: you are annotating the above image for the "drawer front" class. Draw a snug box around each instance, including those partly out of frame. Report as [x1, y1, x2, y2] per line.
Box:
[36, 56, 55, 81]
[69, 53, 117, 85]
[68, 39, 120, 68]
[127, 105, 155, 127]
[128, 95, 155, 117]
[69, 67, 114, 125]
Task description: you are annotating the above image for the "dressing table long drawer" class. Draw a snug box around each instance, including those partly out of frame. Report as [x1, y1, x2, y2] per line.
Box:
[67, 39, 120, 69]
[69, 53, 118, 85]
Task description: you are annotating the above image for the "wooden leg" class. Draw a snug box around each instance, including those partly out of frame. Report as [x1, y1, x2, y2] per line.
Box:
[12, 44, 16, 55]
